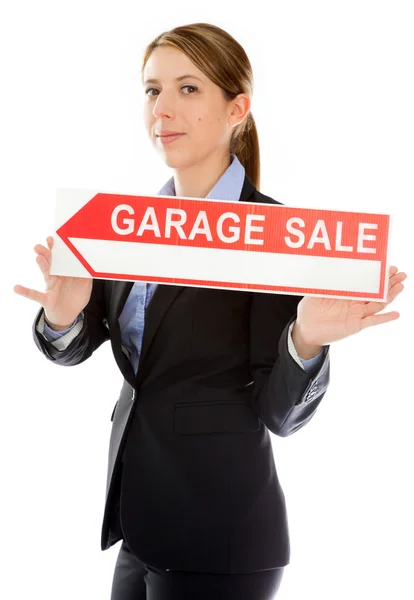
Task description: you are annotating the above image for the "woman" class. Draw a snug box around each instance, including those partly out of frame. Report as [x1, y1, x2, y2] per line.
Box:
[14, 23, 406, 600]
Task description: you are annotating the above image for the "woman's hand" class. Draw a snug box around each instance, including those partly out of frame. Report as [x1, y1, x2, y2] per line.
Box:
[14, 236, 93, 330]
[292, 265, 407, 350]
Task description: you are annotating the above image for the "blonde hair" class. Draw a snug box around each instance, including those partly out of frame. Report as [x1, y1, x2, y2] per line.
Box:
[142, 23, 260, 190]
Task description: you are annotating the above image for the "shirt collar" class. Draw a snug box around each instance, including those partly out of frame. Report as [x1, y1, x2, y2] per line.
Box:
[157, 153, 245, 201]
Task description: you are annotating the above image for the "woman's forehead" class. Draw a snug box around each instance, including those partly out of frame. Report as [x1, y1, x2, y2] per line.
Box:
[143, 46, 204, 82]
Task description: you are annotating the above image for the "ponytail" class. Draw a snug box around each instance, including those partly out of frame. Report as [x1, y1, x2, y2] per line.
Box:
[230, 112, 260, 191]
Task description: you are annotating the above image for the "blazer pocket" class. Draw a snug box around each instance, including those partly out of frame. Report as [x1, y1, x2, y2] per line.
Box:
[174, 401, 260, 435]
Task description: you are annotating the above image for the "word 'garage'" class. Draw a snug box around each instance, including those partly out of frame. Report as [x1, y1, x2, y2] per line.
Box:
[111, 204, 266, 245]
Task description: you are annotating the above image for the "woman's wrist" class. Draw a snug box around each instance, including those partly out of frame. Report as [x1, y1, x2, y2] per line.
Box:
[291, 320, 323, 360]
[44, 312, 76, 331]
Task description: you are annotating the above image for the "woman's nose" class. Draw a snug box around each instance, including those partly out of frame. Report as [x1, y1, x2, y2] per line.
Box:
[152, 91, 175, 119]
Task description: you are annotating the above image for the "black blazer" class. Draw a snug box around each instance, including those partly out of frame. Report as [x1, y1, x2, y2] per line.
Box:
[33, 175, 330, 573]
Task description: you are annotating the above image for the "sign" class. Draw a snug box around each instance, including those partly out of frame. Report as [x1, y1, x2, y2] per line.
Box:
[51, 188, 392, 301]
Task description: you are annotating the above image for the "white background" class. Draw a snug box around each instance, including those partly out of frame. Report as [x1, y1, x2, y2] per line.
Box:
[1, 1, 413, 598]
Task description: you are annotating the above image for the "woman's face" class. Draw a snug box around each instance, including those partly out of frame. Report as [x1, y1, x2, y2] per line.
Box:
[142, 45, 247, 169]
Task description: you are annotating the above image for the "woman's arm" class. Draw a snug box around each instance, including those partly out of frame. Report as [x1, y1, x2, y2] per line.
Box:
[32, 278, 110, 366]
[249, 291, 330, 437]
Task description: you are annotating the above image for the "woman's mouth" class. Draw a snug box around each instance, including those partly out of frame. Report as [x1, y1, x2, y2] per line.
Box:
[157, 133, 185, 145]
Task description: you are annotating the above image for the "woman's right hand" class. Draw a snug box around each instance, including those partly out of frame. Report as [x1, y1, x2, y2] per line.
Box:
[14, 236, 93, 330]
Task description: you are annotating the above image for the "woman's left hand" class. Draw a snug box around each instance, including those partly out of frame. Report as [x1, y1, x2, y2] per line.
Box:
[293, 265, 407, 348]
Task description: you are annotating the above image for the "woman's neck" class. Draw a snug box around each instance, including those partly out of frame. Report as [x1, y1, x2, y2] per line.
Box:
[173, 150, 231, 198]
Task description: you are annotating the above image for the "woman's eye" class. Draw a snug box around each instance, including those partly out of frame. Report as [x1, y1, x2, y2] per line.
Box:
[182, 85, 198, 94]
[145, 88, 159, 97]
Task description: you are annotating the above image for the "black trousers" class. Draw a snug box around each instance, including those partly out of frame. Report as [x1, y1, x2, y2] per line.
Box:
[110, 539, 285, 600]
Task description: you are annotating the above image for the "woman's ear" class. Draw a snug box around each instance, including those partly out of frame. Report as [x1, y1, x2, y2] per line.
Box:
[229, 94, 251, 128]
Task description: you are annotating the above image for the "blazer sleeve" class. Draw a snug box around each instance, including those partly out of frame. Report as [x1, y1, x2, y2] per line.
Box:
[32, 278, 110, 366]
[249, 291, 330, 437]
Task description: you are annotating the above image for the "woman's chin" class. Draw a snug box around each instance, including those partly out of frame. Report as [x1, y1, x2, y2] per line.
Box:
[157, 151, 193, 170]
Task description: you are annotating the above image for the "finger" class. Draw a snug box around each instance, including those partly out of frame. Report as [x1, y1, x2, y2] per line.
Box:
[34, 243, 52, 262]
[381, 281, 405, 309]
[36, 253, 51, 278]
[388, 265, 398, 278]
[34, 244, 52, 269]
[362, 281, 405, 317]
[13, 284, 46, 305]
[360, 310, 400, 330]
[387, 281, 405, 303]
[46, 236, 54, 250]
[389, 272, 408, 290]
[388, 266, 408, 278]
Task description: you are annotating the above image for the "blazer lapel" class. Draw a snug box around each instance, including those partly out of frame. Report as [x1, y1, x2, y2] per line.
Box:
[136, 284, 185, 384]
[107, 277, 185, 388]
[109, 280, 135, 387]
[110, 280, 135, 321]
[238, 174, 256, 202]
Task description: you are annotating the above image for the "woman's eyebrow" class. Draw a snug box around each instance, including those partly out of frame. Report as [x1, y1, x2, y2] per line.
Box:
[143, 74, 204, 85]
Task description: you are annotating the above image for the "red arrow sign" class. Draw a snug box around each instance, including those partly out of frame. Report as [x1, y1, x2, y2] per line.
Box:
[54, 190, 391, 300]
